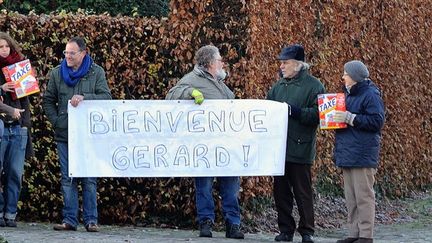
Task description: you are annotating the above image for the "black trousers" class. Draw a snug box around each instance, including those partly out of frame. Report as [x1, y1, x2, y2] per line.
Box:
[274, 162, 314, 236]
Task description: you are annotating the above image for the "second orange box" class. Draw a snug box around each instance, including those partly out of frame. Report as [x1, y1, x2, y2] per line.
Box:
[318, 93, 347, 130]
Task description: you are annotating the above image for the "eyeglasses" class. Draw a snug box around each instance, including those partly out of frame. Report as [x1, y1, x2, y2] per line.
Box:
[63, 50, 82, 56]
[215, 58, 224, 63]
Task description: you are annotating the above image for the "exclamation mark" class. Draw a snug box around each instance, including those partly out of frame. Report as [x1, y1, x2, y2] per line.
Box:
[243, 145, 250, 167]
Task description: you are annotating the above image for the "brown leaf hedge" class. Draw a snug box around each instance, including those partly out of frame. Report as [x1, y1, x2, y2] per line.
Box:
[0, 0, 430, 226]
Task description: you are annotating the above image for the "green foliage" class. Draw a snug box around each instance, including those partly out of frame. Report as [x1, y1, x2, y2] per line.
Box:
[1, 0, 170, 17]
[243, 196, 273, 215]
[315, 174, 344, 197]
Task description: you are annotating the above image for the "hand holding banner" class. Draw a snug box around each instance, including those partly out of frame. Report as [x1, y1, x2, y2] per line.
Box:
[68, 99, 288, 177]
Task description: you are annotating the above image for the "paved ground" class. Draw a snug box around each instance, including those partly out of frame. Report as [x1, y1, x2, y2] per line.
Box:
[0, 222, 431, 243]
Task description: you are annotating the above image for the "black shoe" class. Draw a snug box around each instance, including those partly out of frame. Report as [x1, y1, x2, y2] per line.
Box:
[302, 234, 314, 243]
[275, 232, 293, 242]
[0, 218, 5, 227]
[336, 237, 359, 243]
[225, 223, 244, 239]
[5, 219, 17, 227]
[199, 219, 213, 238]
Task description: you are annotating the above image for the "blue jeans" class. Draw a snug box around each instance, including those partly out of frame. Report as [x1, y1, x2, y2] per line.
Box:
[0, 125, 28, 220]
[0, 120, 4, 137]
[195, 177, 241, 225]
[57, 142, 98, 227]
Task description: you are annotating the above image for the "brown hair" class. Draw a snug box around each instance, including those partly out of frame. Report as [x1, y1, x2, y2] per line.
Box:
[68, 36, 87, 51]
[0, 32, 23, 58]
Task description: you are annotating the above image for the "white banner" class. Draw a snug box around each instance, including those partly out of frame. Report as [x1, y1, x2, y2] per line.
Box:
[68, 99, 288, 177]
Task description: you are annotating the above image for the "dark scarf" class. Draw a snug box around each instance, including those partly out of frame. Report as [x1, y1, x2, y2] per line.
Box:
[0, 51, 22, 68]
[60, 54, 93, 87]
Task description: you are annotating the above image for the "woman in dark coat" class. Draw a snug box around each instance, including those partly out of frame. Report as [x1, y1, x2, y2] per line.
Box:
[0, 31, 33, 227]
[333, 60, 385, 243]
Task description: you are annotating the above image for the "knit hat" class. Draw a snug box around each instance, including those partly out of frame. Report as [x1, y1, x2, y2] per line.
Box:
[344, 60, 369, 82]
[278, 44, 305, 61]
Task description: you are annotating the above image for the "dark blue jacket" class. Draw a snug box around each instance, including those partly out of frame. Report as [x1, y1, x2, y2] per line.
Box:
[334, 80, 385, 168]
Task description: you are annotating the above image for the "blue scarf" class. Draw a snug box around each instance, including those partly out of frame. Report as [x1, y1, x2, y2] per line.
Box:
[60, 54, 93, 87]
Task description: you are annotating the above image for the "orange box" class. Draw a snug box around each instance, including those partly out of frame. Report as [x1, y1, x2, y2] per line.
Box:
[318, 93, 347, 130]
[2, 59, 40, 100]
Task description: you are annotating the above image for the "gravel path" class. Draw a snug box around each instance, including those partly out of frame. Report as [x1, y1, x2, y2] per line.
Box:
[0, 221, 431, 243]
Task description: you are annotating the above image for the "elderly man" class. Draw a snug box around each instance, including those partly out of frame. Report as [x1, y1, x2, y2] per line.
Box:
[267, 44, 325, 243]
[43, 36, 111, 232]
[166, 45, 244, 239]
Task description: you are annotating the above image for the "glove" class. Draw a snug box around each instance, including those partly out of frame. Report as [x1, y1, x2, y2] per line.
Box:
[191, 89, 204, 105]
[333, 111, 347, 123]
[288, 104, 301, 119]
[333, 110, 356, 126]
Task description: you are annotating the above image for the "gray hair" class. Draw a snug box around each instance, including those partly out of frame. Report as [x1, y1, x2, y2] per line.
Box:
[295, 61, 310, 72]
[194, 45, 219, 69]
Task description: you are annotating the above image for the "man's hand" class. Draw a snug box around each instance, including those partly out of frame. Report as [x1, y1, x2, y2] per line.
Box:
[191, 89, 204, 105]
[287, 103, 301, 119]
[1, 82, 15, 92]
[12, 108, 24, 120]
[70, 94, 84, 107]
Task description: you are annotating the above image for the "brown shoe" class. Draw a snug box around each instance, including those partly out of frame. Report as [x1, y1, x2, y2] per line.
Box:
[85, 223, 99, 232]
[336, 238, 358, 243]
[354, 238, 373, 243]
[53, 223, 77, 231]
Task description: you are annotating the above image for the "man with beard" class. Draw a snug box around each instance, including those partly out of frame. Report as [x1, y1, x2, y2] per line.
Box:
[166, 45, 244, 239]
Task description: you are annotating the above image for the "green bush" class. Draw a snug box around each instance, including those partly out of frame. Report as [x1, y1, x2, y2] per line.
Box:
[1, 0, 170, 17]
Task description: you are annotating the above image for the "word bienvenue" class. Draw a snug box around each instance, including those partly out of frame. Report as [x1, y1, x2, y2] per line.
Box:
[89, 109, 268, 135]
